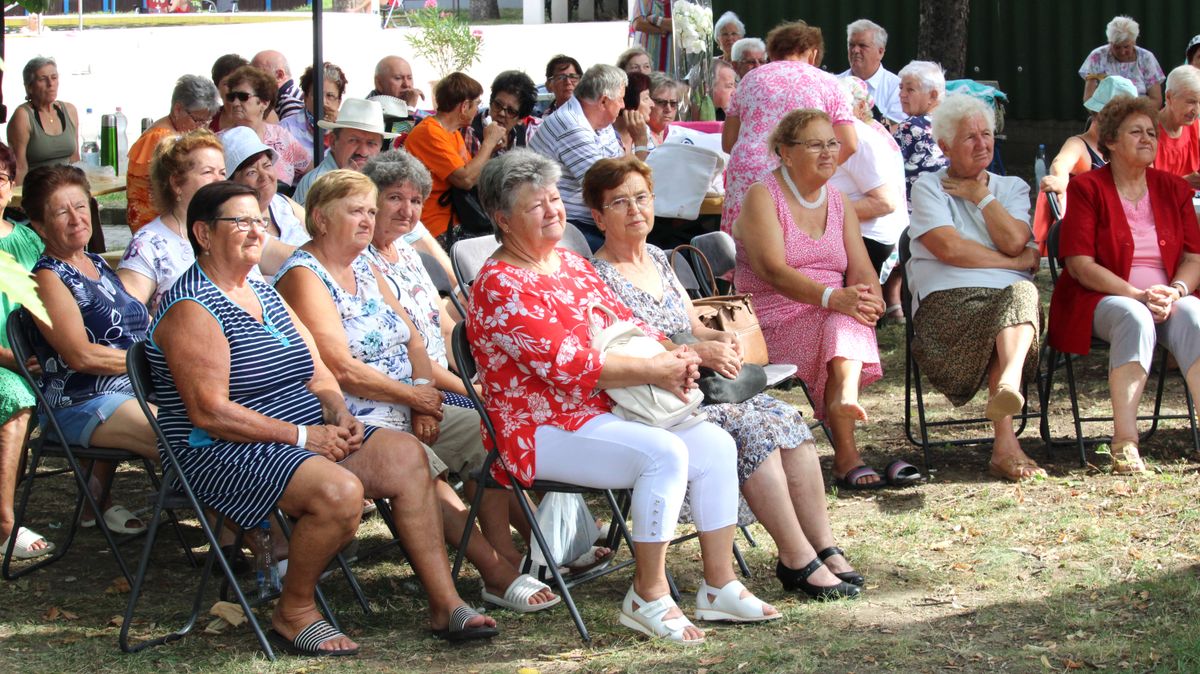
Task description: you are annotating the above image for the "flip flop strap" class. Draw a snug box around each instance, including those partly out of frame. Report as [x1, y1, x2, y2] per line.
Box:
[292, 620, 344, 653]
[843, 465, 879, 484]
[505, 574, 551, 604]
[449, 604, 484, 632]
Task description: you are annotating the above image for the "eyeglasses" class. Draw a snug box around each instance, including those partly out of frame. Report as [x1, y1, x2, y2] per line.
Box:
[0, 173, 11, 187]
[226, 91, 256, 103]
[652, 98, 679, 109]
[212, 216, 269, 232]
[491, 101, 521, 118]
[602, 192, 654, 212]
[788, 139, 842, 155]
[739, 57, 767, 65]
[187, 109, 214, 125]
[549, 73, 581, 83]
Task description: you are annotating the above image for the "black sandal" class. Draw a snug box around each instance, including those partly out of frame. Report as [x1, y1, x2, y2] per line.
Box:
[817, 546, 865, 587]
[776, 558, 861, 600]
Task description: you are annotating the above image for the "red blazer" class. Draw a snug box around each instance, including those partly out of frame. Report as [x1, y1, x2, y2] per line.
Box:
[1048, 165, 1200, 354]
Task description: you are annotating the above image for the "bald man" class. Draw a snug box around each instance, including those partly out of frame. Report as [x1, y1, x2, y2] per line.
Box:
[251, 49, 304, 121]
[369, 55, 426, 109]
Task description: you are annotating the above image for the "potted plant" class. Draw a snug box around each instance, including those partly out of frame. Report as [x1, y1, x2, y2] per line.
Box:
[405, 0, 485, 81]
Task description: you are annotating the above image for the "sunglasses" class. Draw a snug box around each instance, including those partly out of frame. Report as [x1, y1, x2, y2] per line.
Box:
[652, 98, 680, 109]
[226, 91, 256, 103]
[549, 73, 581, 83]
[491, 101, 521, 118]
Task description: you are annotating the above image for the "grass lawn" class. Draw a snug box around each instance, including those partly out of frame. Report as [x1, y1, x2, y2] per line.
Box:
[3, 276, 1199, 672]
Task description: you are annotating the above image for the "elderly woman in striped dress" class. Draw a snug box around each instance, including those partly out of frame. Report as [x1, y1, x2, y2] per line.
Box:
[148, 181, 499, 655]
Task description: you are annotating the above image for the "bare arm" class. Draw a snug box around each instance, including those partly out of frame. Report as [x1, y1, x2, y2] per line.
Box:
[920, 226, 1037, 271]
[851, 184, 898, 222]
[631, 16, 671, 34]
[7, 107, 31, 184]
[115, 268, 157, 305]
[940, 175, 1031, 256]
[274, 265, 442, 418]
[733, 183, 832, 306]
[834, 123, 858, 165]
[64, 102, 80, 163]
[32, 269, 129, 374]
[1147, 83, 1163, 109]
[447, 123, 505, 190]
[1042, 136, 1088, 194]
[1082, 78, 1099, 103]
[721, 115, 740, 154]
[257, 237, 297, 277]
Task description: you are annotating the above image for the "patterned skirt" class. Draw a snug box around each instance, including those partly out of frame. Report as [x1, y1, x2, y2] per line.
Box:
[678, 392, 814, 527]
[912, 281, 1041, 407]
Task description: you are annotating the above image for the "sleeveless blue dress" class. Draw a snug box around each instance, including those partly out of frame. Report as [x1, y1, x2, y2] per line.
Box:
[147, 263, 377, 528]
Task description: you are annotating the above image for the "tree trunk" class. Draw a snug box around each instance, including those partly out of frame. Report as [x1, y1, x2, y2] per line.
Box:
[917, 0, 970, 79]
[470, 0, 500, 20]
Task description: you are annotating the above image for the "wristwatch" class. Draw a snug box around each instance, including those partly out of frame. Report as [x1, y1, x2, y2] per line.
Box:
[412, 378, 433, 386]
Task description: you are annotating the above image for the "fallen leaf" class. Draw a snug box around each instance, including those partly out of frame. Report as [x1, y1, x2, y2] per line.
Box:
[105, 577, 131, 594]
[60, 609, 78, 620]
[42, 606, 59, 621]
[1041, 655, 1053, 669]
[109, 615, 124, 627]
[209, 601, 247, 627]
[698, 657, 726, 666]
[1064, 659, 1084, 669]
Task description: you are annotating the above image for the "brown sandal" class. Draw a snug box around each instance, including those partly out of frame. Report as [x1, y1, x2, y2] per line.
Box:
[988, 456, 1046, 482]
[1111, 441, 1149, 475]
[985, 384, 1025, 422]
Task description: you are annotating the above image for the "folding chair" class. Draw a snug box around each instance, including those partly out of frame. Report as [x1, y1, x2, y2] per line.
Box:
[418, 250, 454, 296]
[689, 230, 737, 296]
[559, 222, 594, 258]
[119, 342, 350, 659]
[449, 233, 502, 302]
[1039, 221, 1200, 465]
[449, 323, 637, 642]
[899, 232, 1042, 470]
[2, 309, 175, 583]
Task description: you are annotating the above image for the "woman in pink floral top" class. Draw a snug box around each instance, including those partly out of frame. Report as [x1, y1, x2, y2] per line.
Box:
[467, 150, 780, 645]
[720, 21, 857, 234]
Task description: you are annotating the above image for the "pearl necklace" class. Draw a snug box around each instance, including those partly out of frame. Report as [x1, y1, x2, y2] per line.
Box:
[781, 166, 826, 209]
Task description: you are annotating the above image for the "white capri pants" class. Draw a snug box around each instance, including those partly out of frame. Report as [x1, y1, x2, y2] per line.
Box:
[534, 414, 738, 543]
[1092, 295, 1200, 375]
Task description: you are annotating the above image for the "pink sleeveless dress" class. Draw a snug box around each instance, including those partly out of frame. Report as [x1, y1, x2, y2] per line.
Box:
[733, 174, 882, 419]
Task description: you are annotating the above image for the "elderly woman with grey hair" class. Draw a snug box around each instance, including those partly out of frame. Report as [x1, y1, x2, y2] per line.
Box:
[1080, 15, 1165, 108]
[127, 75, 223, 232]
[646, 72, 679, 147]
[467, 148, 779, 644]
[7, 57, 80, 183]
[731, 38, 767, 79]
[895, 60, 949, 203]
[715, 11, 745, 64]
[906, 94, 1044, 483]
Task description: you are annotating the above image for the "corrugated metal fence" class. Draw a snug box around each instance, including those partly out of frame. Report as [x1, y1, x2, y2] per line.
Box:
[714, 0, 1200, 121]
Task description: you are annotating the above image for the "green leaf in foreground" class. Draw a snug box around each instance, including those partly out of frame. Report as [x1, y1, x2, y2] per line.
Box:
[0, 249, 51, 325]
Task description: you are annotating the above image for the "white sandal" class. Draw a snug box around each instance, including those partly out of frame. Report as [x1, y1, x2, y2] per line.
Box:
[1, 526, 55, 560]
[618, 586, 705, 645]
[81, 505, 147, 535]
[481, 573, 561, 613]
[694, 579, 781, 623]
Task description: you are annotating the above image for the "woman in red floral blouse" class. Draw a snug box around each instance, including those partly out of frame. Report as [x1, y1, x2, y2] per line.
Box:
[466, 150, 780, 645]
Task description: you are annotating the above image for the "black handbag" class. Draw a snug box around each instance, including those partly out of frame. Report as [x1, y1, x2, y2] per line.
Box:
[669, 331, 767, 405]
[438, 186, 494, 239]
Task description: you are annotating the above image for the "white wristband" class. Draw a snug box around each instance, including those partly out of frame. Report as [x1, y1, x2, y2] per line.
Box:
[820, 286, 834, 308]
[295, 425, 307, 448]
[976, 193, 996, 210]
[633, 145, 651, 153]
[1172, 280, 1190, 297]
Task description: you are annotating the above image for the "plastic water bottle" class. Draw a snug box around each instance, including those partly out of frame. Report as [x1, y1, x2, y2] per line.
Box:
[1034, 144, 1047, 188]
[80, 108, 100, 167]
[114, 107, 129, 176]
[252, 520, 280, 599]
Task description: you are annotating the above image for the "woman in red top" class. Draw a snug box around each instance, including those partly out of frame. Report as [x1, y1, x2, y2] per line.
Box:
[1049, 95, 1200, 474]
[466, 150, 780, 645]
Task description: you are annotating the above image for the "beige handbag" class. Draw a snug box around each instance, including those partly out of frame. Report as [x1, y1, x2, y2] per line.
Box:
[672, 245, 770, 366]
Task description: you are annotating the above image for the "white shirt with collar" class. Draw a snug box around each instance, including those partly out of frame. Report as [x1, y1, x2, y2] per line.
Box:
[840, 65, 905, 124]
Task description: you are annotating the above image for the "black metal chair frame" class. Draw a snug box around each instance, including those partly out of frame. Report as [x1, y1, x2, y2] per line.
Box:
[897, 232, 1043, 471]
[449, 322, 640, 642]
[2, 308, 188, 583]
[119, 341, 358, 659]
[1039, 220, 1200, 465]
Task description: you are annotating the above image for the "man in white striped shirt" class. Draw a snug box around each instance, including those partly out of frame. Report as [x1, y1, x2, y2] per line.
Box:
[529, 64, 645, 251]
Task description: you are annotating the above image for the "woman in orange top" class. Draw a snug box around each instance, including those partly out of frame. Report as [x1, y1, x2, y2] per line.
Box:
[403, 73, 505, 245]
[125, 75, 221, 232]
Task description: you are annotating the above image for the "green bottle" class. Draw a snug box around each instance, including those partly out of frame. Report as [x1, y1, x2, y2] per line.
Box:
[100, 114, 119, 172]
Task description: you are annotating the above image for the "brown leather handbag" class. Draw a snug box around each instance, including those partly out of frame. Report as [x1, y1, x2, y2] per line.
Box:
[671, 245, 770, 366]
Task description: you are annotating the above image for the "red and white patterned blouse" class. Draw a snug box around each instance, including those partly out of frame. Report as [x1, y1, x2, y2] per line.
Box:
[467, 250, 662, 486]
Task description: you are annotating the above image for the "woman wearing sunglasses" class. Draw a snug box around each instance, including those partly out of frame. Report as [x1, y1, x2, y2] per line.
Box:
[220, 65, 310, 189]
[467, 71, 541, 156]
